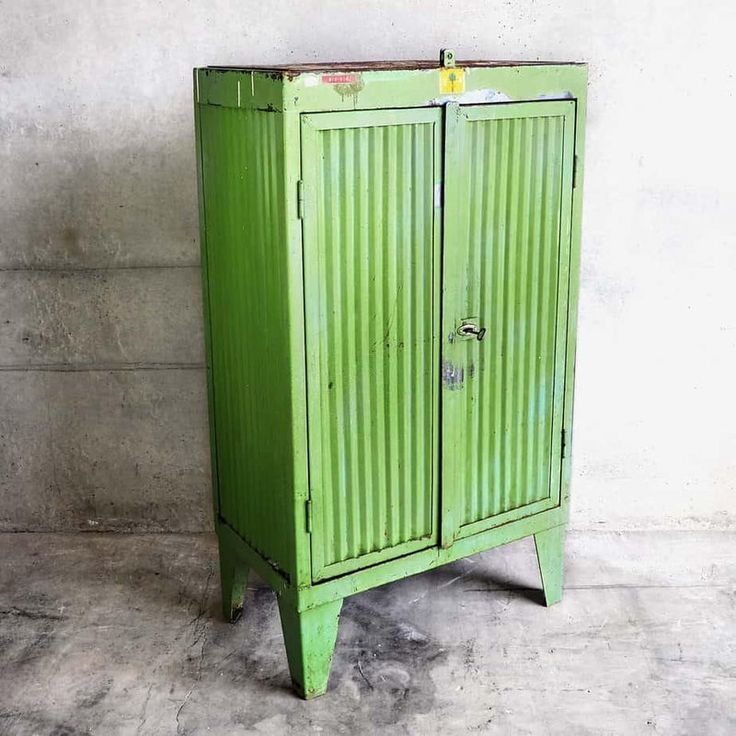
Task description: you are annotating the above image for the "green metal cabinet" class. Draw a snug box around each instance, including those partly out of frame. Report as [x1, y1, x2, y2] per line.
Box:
[194, 51, 586, 699]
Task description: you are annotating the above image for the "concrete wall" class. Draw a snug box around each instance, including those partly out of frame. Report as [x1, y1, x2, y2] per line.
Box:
[1, 1, 734, 532]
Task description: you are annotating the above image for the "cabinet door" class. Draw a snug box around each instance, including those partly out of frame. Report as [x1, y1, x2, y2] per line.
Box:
[440, 101, 576, 545]
[301, 108, 442, 581]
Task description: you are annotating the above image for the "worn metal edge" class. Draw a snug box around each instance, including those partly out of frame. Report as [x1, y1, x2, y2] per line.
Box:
[290, 506, 568, 612]
[193, 72, 221, 524]
[559, 67, 588, 517]
[217, 520, 291, 596]
[220, 505, 567, 612]
[193, 64, 588, 112]
[282, 108, 313, 590]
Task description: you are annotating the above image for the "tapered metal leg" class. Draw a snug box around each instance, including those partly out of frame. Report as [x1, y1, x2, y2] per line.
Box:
[534, 524, 566, 607]
[277, 596, 343, 699]
[218, 543, 249, 623]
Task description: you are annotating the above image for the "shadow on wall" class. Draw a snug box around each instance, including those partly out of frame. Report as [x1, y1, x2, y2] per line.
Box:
[1, 126, 200, 269]
[0, 125, 214, 532]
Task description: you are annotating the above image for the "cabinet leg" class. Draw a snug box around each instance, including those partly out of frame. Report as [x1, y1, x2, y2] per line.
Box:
[277, 596, 343, 699]
[534, 525, 566, 607]
[218, 544, 249, 623]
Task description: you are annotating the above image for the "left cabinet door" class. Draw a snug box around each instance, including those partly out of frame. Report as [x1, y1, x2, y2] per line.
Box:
[301, 108, 442, 581]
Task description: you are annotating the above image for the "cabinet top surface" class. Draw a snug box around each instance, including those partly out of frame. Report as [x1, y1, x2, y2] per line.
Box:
[204, 59, 584, 76]
[194, 58, 587, 112]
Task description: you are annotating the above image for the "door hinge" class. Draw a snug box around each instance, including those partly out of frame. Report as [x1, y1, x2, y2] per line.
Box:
[572, 155, 578, 189]
[561, 428, 567, 459]
[305, 498, 313, 534]
[434, 181, 443, 208]
[297, 179, 305, 219]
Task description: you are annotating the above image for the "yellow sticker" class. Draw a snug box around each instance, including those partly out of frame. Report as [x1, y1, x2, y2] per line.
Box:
[440, 67, 465, 94]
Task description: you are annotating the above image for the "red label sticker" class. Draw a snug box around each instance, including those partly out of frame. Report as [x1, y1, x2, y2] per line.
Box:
[321, 74, 358, 85]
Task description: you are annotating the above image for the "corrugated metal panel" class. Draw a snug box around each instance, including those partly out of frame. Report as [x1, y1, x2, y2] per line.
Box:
[444, 106, 571, 531]
[198, 105, 296, 576]
[302, 110, 440, 580]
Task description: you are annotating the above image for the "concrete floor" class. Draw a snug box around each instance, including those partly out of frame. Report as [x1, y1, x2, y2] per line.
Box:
[0, 532, 733, 735]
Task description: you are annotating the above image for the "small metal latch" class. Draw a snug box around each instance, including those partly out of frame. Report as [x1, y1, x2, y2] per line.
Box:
[457, 322, 486, 341]
[440, 49, 456, 68]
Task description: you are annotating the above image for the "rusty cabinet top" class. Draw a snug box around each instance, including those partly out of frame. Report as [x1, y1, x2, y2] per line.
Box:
[194, 52, 587, 113]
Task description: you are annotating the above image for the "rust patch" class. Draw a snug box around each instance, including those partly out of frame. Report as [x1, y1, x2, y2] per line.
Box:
[329, 75, 365, 104]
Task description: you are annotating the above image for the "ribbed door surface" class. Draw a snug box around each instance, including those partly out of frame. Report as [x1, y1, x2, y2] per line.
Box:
[441, 101, 576, 544]
[301, 108, 441, 581]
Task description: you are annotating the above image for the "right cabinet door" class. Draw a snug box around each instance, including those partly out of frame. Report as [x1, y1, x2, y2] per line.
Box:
[440, 100, 576, 545]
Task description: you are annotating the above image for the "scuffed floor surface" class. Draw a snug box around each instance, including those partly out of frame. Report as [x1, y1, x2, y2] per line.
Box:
[0, 532, 734, 735]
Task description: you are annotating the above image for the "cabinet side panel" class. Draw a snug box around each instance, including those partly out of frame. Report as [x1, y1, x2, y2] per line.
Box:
[197, 104, 295, 577]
